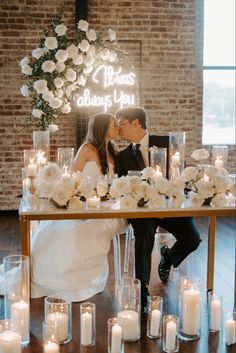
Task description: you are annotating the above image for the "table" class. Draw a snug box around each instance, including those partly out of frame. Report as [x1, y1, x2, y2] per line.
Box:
[19, 200, 236, 306]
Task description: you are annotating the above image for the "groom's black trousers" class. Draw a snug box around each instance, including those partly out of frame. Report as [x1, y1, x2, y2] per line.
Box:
[129, 217, 202, 283]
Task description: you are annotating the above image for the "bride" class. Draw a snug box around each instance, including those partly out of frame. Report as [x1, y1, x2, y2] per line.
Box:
[31, 113, 127, 302]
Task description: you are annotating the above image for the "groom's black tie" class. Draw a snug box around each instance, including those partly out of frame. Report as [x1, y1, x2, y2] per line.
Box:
[134, 143, 146, 170]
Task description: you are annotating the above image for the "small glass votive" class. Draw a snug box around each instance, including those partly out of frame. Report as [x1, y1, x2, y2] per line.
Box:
[208, 291, 222, 332]
[107, 317, 124, 353]
[86, 195, 100, 208]
[0, 319, 21, 353]
[43, 321, 60, 353]
[44, 295, 72, 344]
[57, 147, 74, 174]
[80, 302, 96, 347]
[23, 149, 38, 167]
[162, 315, 179, 353]
[212, 145, 228, 169]
[149, 147, 167, 178]
[147, 295, 163, 339]
[224, 310, 236, 346]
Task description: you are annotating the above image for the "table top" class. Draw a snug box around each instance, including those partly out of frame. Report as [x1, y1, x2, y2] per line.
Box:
[18, 199, 236, 220]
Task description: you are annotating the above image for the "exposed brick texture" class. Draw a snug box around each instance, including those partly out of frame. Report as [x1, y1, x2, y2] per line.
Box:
[0, 0, 235, 210]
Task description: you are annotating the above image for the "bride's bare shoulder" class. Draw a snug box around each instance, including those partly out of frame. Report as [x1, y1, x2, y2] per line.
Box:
[80, 143, 96, 153]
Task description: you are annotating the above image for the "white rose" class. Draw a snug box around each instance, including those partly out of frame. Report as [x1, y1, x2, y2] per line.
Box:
[20, 56, 29, 66]
[54, 77, 64, 88]
[97, 181, 108, 197]
[21, 64, 32, 76]
[87, 45, 95, 56]
[55, 24, 67, 36]
[86, 29, 97, 41]
[41, 163, 62, 183]
[78, 39, 90, 52]
[77, 19, 89, 31]
[108, 28, 116, 41]
[77, 75, 87, 86]
[148, 194, 166, 209]
[211, 175, 231, 193]
[141, 167, 156, 180]
[51, 185, 72, 207]
[33, 79, 48, 94]
[181, 166, 198, 182]
[48, 124, 59, 133]
[189, 192, 204, 207]
[32, 108, 43, 118]
[67, 44, 78, 59]
[83, 66, 93, 74]
[32, 47, 44, 59]
[191, 149, 209, 161]
[119, 195, 137, 209]
[65, 68, 76, 81]
[55, 49, 68, 62]
[109, 177, 131, 198]
[211, 193, 229, 208]
[61, 103, 71, 114]
[36, 180, 55, 198]
[170, 178, 185, 194]
[68, 196, 84, 211]
[45, 37, 58, 50]
[55, 89, 63, 98]
[42, 90, 54, 102]
[42, 60, 56, 73]
[26, 194, 40, 210]
[131, 181, 149, 201]
[79, 179, 94, 199]
[49, 98, 62, 109]
[154, 177, 170, 195]
[20, 84, 29, 97]
[195, 180, 215, 198]
[84, 54, 94, 66]
[169, 193, 185, 208]
[55, 61, 66, 73]
[73, 54, 83, 65]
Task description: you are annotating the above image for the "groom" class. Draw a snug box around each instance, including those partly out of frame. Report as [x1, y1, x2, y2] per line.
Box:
[116, 107, 201, 310]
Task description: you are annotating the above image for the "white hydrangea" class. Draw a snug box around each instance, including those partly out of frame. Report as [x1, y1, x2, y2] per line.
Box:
[55, 49, 68, 62]
[78, 39, 90, 52]
[86, 29, 97, 41]
[33, 79, 48, 94]
[51, 185, 73, 207]
[32, 48, 44, 59]
[55, 89, 63, 98]
[55, 24, 67, 36]
[169, 193, 185, 208]
[42, 60, 56, 73]
[32, 108, 43, 118]
[141, 167, 156, 180]
[109, 177, 131, 198]
[45, 37, 58, 50]
[49, 98, 62, 109]
[87, 45, 95, 57]
[20, 84, 29, 97]
[77, 19, 89, 31]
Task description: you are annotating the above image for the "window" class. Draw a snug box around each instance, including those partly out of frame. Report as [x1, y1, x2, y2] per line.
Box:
[203, 0, 235, 145]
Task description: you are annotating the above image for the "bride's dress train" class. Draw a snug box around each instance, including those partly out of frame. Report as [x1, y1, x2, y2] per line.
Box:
[31, 161, 127, 301]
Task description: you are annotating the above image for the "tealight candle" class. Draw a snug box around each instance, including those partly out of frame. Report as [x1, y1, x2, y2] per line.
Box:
[0, 331, 21, 353]
[43, 341, 60, 353]
[11, 300, 30, 342]
[47, 312, 68, 342]
[214, 156, 223, 169]
[86, 196, 100, 208]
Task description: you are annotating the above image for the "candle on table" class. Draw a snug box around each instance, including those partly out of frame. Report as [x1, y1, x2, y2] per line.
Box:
[149, 309, 161, 337]
[47, 312, 68, 342]
[43, 341, 60, 353]
[225, 319, 236, 345]
[171, 152, 180, 166]
[0, 331, 21, 353]
[214, 156, 223, 169]
[81, 312, 92, 345]
[86, 196, 100, 208]
[117, 310, 140, 341]
[111, 324, 122, 353]
[11, 300, 30, 342]
[210, 298, 221, 331]
[165, 320, 177, 351]
[155, 166, 163, 178]
[182, 288, 201, 336]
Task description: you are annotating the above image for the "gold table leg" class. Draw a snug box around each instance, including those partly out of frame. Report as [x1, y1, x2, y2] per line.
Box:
[207, 215, 216, 291]
[20, 215, 30, 258]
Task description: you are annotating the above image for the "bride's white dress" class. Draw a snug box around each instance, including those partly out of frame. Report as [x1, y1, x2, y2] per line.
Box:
[30, 161, 127, 302]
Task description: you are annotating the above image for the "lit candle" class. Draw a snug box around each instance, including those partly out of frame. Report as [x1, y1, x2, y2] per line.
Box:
[111, 324, 122, 353]
[62, 166, 69, 178]
[81, 312, 92, 346]
[11, 300, 30, 342]
[37, 151, 47, 166]
[155, 166, 163, 178]
[117, 310, 140, 341]
[47, 312, 68, 342]
[27, 162, 37, 177]
[43, 341, 60, 353]
[203, 173, 209, 182]
[171, 152, 180, 166]
[165, 320, 177, 351]
[214, 156, 223, 169]
[86, 196, 100, 208]
[149, 309, 161, 337]
[0, 331, 21, 353]
[182, 288, 201, 335]
[210, 298, 221, 331]
[225, 319, 236, 345]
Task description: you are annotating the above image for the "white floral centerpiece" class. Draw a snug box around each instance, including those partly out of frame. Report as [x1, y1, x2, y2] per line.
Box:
[20, 12, 122, 131]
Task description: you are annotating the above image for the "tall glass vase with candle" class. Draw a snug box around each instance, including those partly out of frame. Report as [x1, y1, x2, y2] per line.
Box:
[0, 319, 21, 353]
[57, 147, 74, 174]
[42, 320, 59, 353]
[224, 310, 236, 346]
[115, 276, 141, 342]
[107, 317, 124, 353]
[150, 147, 167, 178]
[208, 291, 222, 332]
[177, 277, 202, 341]
[33, 130, 50, 161]
[80, 302, 96, 348]
[169, 132, 185, 181]
[162, 315, 179, 352]
[3, 255, 30, 344]
[212, 146, 228, 169]
[146, 295, 163, 339]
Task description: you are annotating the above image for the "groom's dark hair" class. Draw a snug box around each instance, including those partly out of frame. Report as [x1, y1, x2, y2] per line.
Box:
[115, 107, 148, 129]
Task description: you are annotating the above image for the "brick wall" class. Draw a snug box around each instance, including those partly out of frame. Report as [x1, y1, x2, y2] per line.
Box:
[0, 0, 235, 210]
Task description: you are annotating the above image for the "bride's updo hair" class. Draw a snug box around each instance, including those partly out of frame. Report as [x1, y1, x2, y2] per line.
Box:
[84, 113, 119, 175]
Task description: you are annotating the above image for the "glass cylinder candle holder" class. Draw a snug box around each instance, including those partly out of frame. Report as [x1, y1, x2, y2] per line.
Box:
[43, 321, 60, 353]
[3, 255, 30, 345]
[0, 319, 21, 353]
[176, 277, 202, 341]
[57, 147, 74, 174]
[36, 150, 47, 169]
[147, 295, 163, 339]
[108, 317, 124, 353]
[80, 302, 96, 347]
[45, 295, 72, 344]
[162, 315, 179, 353]
[224, 310, 236, 346]
[22, 167, 30, 200]
[33, 130, 50, 161]
[23, 149, 38, 167]
[115, 276, 141, 342]
[212, 145, 228, 169]
[169, 132, 186, 181]
[208, 291, 222, 332]
[150, 147, 167, 178]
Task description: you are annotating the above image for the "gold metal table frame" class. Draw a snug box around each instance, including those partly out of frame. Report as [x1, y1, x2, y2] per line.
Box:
[19, 201, 236, 306]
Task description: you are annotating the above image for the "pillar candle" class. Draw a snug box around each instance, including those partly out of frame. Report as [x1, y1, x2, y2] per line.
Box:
[117, 310, 140, 341]
[43, 341, 60, 353]
[0, 331, 21, 353]
[182, 289, 201, 335]
[111, 325, 122, 353]
[81, 312, 92, 345]
[210, 298, 221, 331]
[27, 163, 37, 177]
[11, 300, 30, 342]
[149, 309, 161, 337]
[165, 321, 177, 351]
[47, 312, 68, 342]
[225, 319, 236, 345]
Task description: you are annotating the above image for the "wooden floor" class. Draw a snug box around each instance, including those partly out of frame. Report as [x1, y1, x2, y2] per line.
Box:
[0, 212, 235, 353]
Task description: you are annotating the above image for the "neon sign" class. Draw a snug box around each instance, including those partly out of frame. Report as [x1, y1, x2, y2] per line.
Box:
[76, 65, 137, 111]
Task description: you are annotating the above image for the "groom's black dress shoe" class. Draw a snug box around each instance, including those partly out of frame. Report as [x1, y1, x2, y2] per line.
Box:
[141, 281, 150, 313]
[158, 245, 172, 283]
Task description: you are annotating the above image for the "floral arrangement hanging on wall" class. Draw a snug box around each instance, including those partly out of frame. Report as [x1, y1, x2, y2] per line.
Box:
[19, 12, 122, 131]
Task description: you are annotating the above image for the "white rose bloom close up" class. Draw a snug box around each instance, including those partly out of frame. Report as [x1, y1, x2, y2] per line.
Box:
[41, 163, 62, 183]
[54, 77, 64, 88]
[119, 195, 137, 209]
[20, 84, 29, 97]
[61, 103, 71, 114]
[33, 79, 48, 94]
[141, 167, 156, 180]
[108, 28, 116, 41]
[45, 36, 58, 50]
[55, 24, 67, 36]
[86, 29, 97, 41]
[32, 108, 43, 118]
[78, 39, 90, 52]
[36, 180, 56, 198]
[55, 61, 66, 73]
[32, 48, 44, 59]
[65, 68, 76, 81]
[42, 90, 54, 102]
[78, 19, 89, 32]
[51, 185, 73, 207]
[195, 180, 215, 199]
[21, 64, 32, 76]
[191, 148, 209, 161]
[42, 60, 56, 73]
[211, 175, 231, 193]
[110, 177, 131, 198]
[67, 44, 78, 59]
[49, 98, 62, 109]
[55, 49, 68, 62]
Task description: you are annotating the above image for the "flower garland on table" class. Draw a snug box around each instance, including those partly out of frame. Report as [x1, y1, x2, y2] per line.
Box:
[20, 12, 122, 131]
